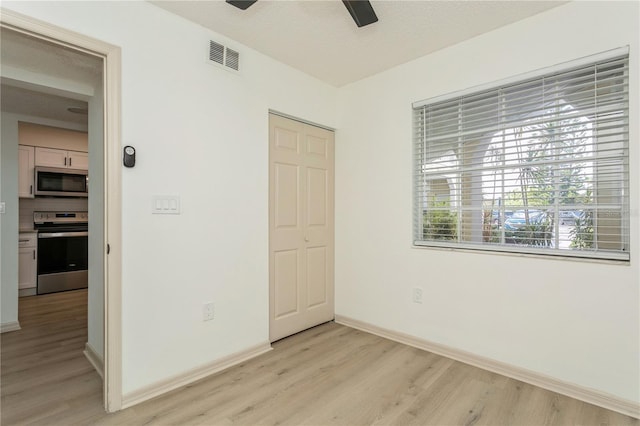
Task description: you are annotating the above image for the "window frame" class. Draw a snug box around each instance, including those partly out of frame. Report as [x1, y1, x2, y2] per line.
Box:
[412, 47, 631, 262]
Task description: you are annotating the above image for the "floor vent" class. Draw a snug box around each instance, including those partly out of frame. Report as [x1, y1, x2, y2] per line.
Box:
[208, 40, 240, 72]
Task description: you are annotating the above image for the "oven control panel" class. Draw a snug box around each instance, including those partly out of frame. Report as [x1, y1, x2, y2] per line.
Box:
[34, 211, 88, 224]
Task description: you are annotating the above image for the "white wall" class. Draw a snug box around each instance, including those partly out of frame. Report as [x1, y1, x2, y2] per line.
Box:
[2, 0, 338, 395]
[336, 1, 639, 403]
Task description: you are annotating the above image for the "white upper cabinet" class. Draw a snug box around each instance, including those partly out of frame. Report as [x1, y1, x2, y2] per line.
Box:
[68, 150, 89, 170]
[18, 145, 35, 198]
[35, 146, 67, 168]
[35, 147, 89, 170]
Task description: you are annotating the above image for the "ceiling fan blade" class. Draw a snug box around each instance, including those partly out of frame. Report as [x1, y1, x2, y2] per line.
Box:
[226, 0, 258, 10]
[342, 1, 378, 28]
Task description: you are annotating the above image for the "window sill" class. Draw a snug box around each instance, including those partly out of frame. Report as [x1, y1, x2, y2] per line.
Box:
[411, 243, 631, 266]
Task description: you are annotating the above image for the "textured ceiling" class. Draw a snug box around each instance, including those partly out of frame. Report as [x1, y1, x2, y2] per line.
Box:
[0, 84, 88, 125]
[150, 0, 568, 87]
[0, 28, 99, 125]
[1, 28, 101, 86]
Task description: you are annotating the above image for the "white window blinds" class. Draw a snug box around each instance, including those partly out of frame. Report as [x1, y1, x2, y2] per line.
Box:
[413, 50, 630, 261]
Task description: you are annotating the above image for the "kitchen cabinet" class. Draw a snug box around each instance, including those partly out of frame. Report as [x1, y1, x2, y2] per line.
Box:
[18, 145, 35, 198]
[69, 151, 89, 170]
[35, 147, 88, 170]
[18, 232, 37, 291]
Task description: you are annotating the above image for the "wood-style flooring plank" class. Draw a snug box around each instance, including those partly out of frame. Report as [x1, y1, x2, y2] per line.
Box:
[2, 290, 637, 426]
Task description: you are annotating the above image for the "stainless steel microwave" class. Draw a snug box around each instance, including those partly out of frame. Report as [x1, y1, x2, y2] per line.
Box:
[34, 166, 89, 197]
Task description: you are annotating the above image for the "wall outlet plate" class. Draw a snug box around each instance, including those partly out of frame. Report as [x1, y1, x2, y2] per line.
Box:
[412, 287, 423, 304]
[203, 302, 214, 321]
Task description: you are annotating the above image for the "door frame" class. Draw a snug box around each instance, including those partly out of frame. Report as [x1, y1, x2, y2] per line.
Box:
[0, 9, 123, 411]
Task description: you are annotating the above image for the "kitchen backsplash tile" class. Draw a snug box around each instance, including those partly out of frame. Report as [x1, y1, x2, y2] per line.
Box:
[20, 197, 89, 229]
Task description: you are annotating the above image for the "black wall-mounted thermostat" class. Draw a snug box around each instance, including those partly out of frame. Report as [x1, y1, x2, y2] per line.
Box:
[123, 145, 136, 168]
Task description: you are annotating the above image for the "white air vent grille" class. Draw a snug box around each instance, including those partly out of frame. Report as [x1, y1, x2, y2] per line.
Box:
[209, 40, 225, 65]
[226, 48, 239, 71]
[208, 40, 240, 72]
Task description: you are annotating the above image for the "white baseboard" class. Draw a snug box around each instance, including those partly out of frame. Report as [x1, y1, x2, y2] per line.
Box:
[121, 341, 272, 409]
[19, 288, 37, 297]
[84, 342, 104, 379]
[335, 315, 639, 419]
[0, 321, 21, 334]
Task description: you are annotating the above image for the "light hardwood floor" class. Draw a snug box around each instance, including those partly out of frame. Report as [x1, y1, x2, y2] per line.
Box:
[1, 290, 638, 425]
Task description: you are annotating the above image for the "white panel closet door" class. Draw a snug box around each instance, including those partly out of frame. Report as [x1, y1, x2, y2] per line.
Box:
[269, 114, 334, 342]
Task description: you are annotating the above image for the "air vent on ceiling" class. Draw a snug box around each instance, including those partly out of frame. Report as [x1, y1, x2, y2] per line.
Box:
[208, 40, 240, 72]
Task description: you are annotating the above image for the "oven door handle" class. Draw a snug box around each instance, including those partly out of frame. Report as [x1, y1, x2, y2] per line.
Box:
[38, 231, 89, 238]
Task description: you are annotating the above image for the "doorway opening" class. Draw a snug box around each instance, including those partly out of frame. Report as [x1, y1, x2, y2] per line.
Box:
[0, 10, 122, 412]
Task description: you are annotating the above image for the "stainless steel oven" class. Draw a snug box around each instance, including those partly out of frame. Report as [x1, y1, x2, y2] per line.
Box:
[34, 211, 88, 295]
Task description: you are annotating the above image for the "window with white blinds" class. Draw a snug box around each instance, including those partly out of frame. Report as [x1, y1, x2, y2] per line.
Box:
[413, 50, 630, 261]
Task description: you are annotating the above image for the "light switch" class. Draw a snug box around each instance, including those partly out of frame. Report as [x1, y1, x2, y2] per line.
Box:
[152, 195, 180, 214]
[0, 202, 5, 214]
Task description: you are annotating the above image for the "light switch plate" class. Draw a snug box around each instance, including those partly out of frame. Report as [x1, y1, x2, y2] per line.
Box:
[152, 195, 180, 214]
[0, 202, 5, 214]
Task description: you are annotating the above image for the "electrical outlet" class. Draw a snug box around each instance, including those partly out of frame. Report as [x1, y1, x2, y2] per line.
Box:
[203, 302, 214, 321]
[412, 287, 423, 304]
